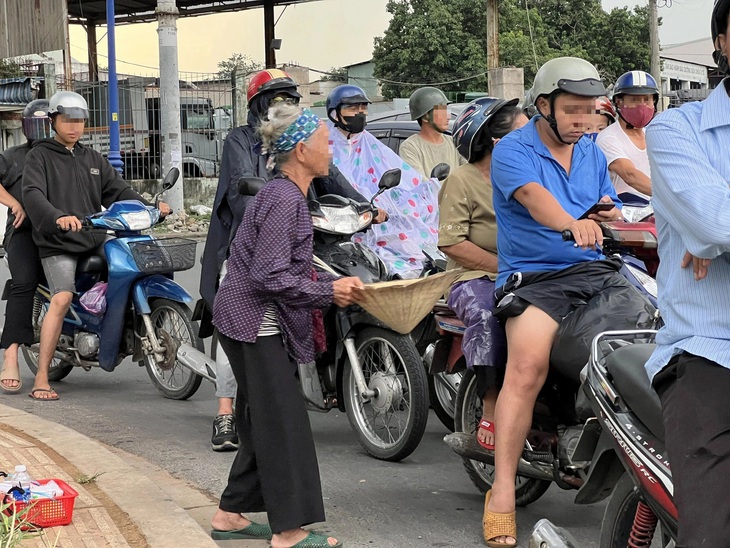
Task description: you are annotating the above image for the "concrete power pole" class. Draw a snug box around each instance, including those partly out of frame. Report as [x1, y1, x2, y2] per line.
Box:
[649, 0, 662, 101]
[486, 0, 499, 72]
[156, 0, 184, 214]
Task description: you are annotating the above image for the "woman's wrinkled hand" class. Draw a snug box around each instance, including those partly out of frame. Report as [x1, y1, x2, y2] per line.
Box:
[333, 277, 365, 307]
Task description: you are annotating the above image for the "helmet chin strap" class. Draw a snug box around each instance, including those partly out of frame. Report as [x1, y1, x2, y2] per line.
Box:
[538, 95, 574, 146]
[617, 109, 635, 130]
[424, 112, 446, 134]
[330, 108, 354, 139]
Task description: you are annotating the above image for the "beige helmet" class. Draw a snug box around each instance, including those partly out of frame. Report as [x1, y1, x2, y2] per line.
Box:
[531, 57, 606, 101]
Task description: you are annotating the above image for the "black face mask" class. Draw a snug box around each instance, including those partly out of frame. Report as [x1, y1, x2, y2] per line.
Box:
[336, 113, 367, 135]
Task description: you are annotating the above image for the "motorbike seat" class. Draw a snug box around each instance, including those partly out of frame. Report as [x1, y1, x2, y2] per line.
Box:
[605, 343, 664, 441]
[435, 313, 465, 334]
[76, 254, 107, 275]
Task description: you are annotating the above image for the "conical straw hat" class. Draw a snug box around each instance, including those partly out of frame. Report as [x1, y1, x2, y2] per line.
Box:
[355, 269, 468, 334]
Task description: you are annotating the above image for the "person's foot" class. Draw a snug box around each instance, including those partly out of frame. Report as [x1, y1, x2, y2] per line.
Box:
[212, 414, 239, 452]
[477, 416, 495, 449]
[485, 489, 516, 546]
[210, 509, 251, 531]
[28, 386, 59, 400]
[0, 362, 21, 392]
[272, 528, 340, 548]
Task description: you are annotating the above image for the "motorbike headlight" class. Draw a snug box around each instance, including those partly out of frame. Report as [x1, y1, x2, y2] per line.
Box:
[312, 205, 373, 235]
[625, 263, 658, 299]
[121, 210, 154, 231]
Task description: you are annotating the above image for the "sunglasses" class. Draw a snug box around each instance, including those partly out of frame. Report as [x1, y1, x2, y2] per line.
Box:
[270, 96, 299, 106]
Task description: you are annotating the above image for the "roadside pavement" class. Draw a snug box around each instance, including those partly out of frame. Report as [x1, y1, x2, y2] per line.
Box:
[0, 403, 266, 548]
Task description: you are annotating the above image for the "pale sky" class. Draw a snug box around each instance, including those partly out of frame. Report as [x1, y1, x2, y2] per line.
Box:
[68, 0, 715, 77]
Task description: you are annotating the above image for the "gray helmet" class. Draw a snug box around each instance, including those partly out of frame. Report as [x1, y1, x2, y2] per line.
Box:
[531, 57, 606, 101]
[409, 87, 450, 121]
[521, 87, 538, 119]
[48, 91, 89, 120]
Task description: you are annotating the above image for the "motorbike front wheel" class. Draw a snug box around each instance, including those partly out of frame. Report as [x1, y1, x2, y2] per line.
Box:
[143, 299, 203, 400]
[454, 368, 551, 507]
[343, 327, 429, 462]
[22, 293, 74, 382]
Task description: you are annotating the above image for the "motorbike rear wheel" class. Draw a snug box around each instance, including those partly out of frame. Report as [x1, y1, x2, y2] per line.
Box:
[428, 370, 462, 432]
[343, 327, 429, 462]
[22, 293, 74, 382]
[454, 368, 551, 507]
[143, 299, 203, 400]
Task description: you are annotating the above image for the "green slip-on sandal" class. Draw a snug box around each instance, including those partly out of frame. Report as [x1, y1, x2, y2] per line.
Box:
[210, 521, 273, 540]
[291, 531, 343, 548]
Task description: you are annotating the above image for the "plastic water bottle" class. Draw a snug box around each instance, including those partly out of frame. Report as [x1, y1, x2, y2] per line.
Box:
[10, 465, 34, 501]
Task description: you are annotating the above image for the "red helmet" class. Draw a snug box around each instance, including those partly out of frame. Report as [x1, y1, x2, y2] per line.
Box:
[246, 69, 302, 103]
[596, 96, 616, 124]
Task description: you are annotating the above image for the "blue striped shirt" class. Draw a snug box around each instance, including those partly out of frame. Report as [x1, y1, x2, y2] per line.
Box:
[644, 82, 730, 381]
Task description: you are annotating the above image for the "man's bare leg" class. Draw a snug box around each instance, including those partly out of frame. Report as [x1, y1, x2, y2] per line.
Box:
[32, 291, 73, 398]
[486, 306, 558, 544]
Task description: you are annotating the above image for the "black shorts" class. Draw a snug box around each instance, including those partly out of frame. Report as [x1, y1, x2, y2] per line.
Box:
[494, 257, 625, 323]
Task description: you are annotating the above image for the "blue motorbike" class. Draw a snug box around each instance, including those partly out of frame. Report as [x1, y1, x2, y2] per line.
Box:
[21, 168, 206, 399]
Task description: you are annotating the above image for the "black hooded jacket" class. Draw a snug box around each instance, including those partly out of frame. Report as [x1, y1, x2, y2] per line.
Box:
[0, 142, 33, 235]
[22, 139, 147, 258]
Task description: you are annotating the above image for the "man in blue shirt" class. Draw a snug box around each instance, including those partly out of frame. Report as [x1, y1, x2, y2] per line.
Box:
[644, 1, 730, 543]
[483, 58, 625, 547]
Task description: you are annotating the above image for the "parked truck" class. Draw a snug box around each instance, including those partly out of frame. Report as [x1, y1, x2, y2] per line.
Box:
[76, 78, 232, 180]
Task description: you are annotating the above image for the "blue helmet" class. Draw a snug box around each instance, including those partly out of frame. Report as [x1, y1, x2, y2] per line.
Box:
[326, 84, 371, 120]
[613, 71, 659, 100]
[452, 97, 519, 163]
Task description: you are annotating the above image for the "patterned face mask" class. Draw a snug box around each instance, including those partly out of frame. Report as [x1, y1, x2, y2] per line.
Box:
[271, 109, 321, 154]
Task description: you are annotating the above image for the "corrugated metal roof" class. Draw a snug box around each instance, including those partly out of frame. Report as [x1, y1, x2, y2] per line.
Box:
[0, 77, 36, 106]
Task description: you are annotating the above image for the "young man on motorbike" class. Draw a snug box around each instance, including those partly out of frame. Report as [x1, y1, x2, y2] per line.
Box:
[399, 87, 465, 179]
[643, 1, 730, 543]
[21, 91, 170, 401]
[0, 100, 50, 393]
[485, 57, 625, 547]
[595, 71, 657, 203]
[200, 70, 384, 451]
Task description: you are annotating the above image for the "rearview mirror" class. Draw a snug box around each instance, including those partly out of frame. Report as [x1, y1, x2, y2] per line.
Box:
[430, 163, 450, 182]
[378, 168, 401, 190]
[161, 167, 180, 190]
[238, 177, 267, 196]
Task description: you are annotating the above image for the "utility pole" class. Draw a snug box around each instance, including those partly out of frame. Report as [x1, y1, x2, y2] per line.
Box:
[486, 0, 499, 71]
[649, 0, 662, 101]
[156, 0, 184, 214]
[106, 0, 122, 174]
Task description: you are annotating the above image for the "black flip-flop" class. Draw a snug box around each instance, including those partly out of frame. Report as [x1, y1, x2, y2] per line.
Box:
[28, 388, 59, 401]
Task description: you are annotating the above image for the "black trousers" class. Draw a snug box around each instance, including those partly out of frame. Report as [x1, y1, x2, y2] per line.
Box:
[217, 333, 325, 534]
[654, 353, 730, 547]
[1, 229, 43, 349]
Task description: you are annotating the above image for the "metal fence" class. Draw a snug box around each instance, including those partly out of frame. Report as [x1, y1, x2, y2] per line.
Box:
[58, 70, 233, 181]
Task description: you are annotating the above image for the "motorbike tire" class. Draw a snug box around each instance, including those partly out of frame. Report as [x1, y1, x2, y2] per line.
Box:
[454, 368, 551, 507]
[343, 327, 429, 462]
[22, 293, 74, 382]
[428, 371, 462, 432]
[143, 299, 204, 400]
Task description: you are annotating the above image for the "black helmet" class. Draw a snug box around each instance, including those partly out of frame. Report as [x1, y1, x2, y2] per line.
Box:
[712, 0, 730, 74]
[452, 97, 519, 163]
[22, 99, 52, 142]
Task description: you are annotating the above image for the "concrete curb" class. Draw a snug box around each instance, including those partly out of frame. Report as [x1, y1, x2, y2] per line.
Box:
[0, 403, 218, 547]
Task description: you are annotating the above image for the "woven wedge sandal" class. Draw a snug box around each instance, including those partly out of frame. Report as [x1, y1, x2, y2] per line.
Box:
[483, 490, 517, 547]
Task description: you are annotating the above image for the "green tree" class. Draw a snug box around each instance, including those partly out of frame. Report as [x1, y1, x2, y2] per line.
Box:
[372, 0, 654, 96]
[320, 67, 348, 82]
[217, 53, 262, 79]
[0, 59, 22, 79]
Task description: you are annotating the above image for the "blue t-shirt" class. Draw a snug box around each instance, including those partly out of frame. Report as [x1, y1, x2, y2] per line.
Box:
[491, 117, 619, 286]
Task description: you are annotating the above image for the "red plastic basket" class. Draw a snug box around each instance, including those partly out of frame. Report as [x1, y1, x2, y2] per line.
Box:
[5, 478, 78, 528]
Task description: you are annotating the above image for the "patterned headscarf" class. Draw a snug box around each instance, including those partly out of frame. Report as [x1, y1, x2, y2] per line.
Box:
[271, 108, 321, 154]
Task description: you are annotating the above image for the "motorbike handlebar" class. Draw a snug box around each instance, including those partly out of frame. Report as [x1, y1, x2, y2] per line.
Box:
[561, 230, 574, 241]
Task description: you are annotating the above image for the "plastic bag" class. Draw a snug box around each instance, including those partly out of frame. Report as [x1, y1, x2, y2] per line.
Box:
[550, 281, 657, 381]
[79, 282, 108, 316]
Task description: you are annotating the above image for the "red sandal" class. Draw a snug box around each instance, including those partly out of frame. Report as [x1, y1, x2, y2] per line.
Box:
[477, 419, 495, 451]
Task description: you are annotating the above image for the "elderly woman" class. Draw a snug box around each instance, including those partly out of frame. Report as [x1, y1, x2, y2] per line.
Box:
[438, 98, 527, 453]
[210, 104, 362, 548]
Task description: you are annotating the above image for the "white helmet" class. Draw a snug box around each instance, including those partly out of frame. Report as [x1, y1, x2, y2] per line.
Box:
[48, 91, 89, 120]
[532, 57, 606, 101]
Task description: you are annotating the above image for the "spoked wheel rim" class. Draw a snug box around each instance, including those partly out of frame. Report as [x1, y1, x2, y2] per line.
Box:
[433, 370, 462, 418]
[347, 336, 414, 450]
[145, 304, 196, 391]
[460, 371, 533, 490]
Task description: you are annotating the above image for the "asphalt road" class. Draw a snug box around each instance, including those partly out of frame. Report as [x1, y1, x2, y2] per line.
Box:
[0, 243, 608, 547]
